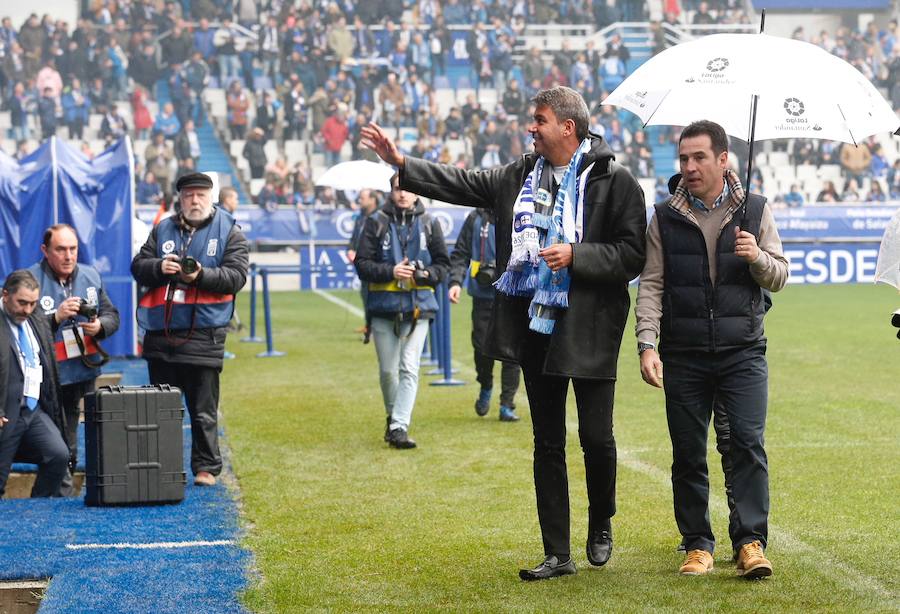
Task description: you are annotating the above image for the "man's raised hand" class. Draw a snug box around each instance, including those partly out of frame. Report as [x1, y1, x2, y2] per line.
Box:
[359, 123, 405, 168]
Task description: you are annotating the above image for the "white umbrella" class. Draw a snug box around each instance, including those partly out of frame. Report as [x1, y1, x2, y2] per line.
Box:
[602, 33, 899, 144]
[315, 160, 395, 193]
[875, 208, 900, 291]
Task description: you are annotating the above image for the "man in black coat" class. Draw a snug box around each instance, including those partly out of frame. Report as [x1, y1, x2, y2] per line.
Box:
[361, 86, 647, 580]
[131, 173, 249, 487]
[0, 270, 69, 498]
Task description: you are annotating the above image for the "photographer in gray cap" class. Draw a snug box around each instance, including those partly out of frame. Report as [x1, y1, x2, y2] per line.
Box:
[131, 172, 249, 486]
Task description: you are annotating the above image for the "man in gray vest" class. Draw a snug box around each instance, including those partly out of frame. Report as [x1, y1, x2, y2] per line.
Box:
[29, 224, 120, 495]
[635, 120, 788, 579]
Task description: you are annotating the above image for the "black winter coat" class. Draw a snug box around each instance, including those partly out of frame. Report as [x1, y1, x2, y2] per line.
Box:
[0, 311, 67, 445]
[400, 136, 647, 379]
[131, 209, 250, 369]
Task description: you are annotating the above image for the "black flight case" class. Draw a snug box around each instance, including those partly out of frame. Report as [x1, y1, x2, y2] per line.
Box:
[84, 384, 187, 506]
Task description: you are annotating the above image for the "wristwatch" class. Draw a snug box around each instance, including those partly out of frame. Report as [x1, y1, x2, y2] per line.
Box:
[637, 342, 656, 355]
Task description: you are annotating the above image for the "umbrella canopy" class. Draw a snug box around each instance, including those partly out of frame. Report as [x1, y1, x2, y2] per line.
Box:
[602, 33, 899, 144]
[315, 160, 395, 193]
[875, 208, 900, 291]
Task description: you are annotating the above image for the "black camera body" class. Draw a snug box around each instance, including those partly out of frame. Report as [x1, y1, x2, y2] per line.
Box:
[474, 263, 496, 288]
[892, 309, 900, 339]
[411, 260, 431, 286]
[180, 256, 199, 274]
[77, 298, 98, 319]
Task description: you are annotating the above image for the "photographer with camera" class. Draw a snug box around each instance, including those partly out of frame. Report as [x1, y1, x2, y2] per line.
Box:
[354, 174, 450, 449]
[448, 208, 521, 422]
[132, 172, 249, 486]
[29, 224, 120, 496]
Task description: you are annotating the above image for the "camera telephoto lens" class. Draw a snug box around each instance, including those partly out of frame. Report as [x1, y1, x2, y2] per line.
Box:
[181, 257, 199, 274]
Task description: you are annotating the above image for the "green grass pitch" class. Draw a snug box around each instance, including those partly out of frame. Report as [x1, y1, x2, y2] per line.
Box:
[221, 284, 899, 613]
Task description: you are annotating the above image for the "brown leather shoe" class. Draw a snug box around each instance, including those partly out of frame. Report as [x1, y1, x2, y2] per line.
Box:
[194, 471, 217, 486]
[679, 549, 714, 575]
[736, 540, 772, 579]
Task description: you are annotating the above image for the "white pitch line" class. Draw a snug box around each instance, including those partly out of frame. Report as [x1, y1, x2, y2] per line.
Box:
[66, 540, 234, 551]
[617, 447, 896, 604]
[312, 288, 364, 318]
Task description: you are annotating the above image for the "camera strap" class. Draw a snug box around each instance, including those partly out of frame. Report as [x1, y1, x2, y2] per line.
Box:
[71, 324, 110, 368]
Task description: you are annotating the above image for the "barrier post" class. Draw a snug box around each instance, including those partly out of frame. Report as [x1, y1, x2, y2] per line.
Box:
[421, 320, 438, 366]
[426, 286, 445, 375]
[241, 263, 263, 343]
[256, 268, 286, 358]
[430, 282, 463, 386]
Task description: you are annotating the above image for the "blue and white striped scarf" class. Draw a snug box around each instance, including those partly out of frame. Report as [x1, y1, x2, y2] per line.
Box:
[495, 138, 593, 334]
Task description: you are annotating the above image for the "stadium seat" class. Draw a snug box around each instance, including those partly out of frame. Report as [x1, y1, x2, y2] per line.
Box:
[445, 138, 467, 160]
[434, 88, 456, 117]
[284, 139, 307, 161]
[250, 178, 265, 196]
[768, 151, 790, 168]
[479, 88, 498, 113]
[230, 139, 245, 160]
[795, 164, 818, 183]
[433, 75, 451, 90]
[818, 164, 843, 184]
[264, 140, 279, 161]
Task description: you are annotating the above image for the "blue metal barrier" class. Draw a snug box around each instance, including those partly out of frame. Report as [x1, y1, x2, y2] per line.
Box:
[430, 282, 464, 386]
[256, 268, 286, 358]
[240, 264, 263, 343]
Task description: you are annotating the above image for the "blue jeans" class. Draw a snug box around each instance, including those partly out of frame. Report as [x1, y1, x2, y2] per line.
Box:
[371, 315, 430, 431]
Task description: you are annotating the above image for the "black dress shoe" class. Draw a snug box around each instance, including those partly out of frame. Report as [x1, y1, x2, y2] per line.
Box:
[587, 519, 613, 566]
[518, 555, 576, 581]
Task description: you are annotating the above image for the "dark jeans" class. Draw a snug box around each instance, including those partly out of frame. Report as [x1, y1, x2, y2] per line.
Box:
[0, 406, 69, 497]
[472, 298, 519, 407]
[663, 344, 769, 554]
[147, 360, 223, 476]
[520, 330, 617, 558]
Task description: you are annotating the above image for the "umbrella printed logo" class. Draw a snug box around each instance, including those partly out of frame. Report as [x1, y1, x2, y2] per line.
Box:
[784, 98, 805, 117]
[706, 57, 729, 72]
[776, 97, 812, 132]
[696, 57, 735, 85]
[624, 90, 648, 108]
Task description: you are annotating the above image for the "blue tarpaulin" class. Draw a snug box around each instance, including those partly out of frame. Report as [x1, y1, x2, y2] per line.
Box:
[0, 137, 136, 356]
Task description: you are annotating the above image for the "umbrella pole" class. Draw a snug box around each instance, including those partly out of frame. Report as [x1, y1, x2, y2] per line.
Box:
[742, 9, 767, 224]
[742, 93, 759, 224]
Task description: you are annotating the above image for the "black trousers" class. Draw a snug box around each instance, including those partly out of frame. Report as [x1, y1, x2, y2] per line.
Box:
[0, 406, 69, 497]
[519, 330, 617, 558]
[663, 344, 769, 554]
[147, 360, 222, 476]
[472, 298, 520, 408]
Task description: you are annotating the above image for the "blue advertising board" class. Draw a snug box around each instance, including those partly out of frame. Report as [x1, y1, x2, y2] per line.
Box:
[136, 204, 897, 287]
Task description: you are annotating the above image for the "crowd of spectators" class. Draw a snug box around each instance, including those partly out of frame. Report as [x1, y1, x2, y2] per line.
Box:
[0, 1, 897, 210]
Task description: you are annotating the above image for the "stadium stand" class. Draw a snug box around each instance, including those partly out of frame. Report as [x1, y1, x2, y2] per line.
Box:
[0, 3, 897, 210]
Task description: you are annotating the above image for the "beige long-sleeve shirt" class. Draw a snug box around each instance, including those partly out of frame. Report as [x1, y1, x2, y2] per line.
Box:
[635, 201, 789, 346]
